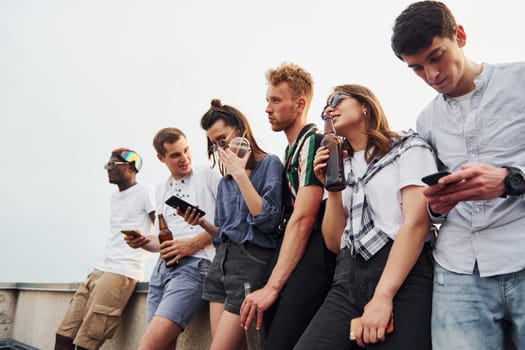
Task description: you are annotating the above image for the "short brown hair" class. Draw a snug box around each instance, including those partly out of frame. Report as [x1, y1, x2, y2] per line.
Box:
[391, 1, 457, 59]
[152, 127, 186, 156]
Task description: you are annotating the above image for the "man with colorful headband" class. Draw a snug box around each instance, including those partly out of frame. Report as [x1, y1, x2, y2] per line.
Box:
[54, 148, 155, 350]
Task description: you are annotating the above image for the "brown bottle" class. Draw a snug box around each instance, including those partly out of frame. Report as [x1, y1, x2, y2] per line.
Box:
[321, 115, 346, 192]
[157, 214, 173, 243]
[244, 282, 262, 350]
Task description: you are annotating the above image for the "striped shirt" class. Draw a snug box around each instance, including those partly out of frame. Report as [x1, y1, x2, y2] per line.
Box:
[284, 123, 323, 205]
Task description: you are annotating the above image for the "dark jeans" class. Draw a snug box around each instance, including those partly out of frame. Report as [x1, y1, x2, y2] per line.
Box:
[262, 229, 336, 350]
[295, 240, 433, 350]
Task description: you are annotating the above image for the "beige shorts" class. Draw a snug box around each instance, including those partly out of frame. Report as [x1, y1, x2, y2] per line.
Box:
[56, 269, 137, 350]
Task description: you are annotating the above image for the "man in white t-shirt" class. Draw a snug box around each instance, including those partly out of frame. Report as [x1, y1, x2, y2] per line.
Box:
[126, 128, 221, 350]
[55, 148, 155, 350]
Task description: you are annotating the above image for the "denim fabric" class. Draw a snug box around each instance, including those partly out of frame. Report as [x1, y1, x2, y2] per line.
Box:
[432, 263, 525, 349]
[202, 240, 275, 314]
[295, 241, 433, 350]
[213, 154, 283, 248]
[147, 257, 210, 328]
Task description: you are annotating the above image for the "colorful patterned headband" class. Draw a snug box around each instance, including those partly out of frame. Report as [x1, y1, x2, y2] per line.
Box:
[112, 148, 143, 172]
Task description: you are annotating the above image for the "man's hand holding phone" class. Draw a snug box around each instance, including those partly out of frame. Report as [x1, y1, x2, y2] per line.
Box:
[165, 196, 206, 217]
[122, 229, 149, 248]
[423, 164, 508, 215]
[421, 171, 461, 215]
[421, 171, 451, 186]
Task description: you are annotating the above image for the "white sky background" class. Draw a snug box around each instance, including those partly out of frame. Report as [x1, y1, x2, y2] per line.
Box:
[1, 1, 524, 282]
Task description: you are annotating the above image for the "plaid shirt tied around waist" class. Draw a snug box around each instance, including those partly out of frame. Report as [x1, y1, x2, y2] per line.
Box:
[341, 130, 433, 260]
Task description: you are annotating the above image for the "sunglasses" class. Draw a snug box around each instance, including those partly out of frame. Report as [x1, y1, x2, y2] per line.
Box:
[327, 92, 354, 109]
[209, 126, 238, 153]
[104, 161, 129, 170]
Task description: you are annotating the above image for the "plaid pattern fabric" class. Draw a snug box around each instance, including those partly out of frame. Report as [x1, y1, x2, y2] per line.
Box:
[342, 130, 433, 260]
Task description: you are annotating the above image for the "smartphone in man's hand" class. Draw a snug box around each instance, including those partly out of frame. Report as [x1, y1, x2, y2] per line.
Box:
[165, 196, 206, 217]
[421, 171, 451, 186]
[121, 229, 143, 238]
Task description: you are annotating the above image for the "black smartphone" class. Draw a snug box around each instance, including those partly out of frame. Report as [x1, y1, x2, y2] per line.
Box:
[165, 196, 206, 217]
[121, 229, 143, 238]
[421, 171, 451, 185]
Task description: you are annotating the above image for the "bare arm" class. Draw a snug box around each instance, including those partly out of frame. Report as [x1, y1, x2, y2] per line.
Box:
[123, 210, 159, 252]
[160, 230, 212, 266]
[124, 234, 160, 252]
[353, 185, 429, 346]
[240, 184, 323, 330]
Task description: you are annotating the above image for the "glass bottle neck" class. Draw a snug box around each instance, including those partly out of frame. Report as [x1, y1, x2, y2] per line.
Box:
[157, 214, 167, 230]
[323, 116, 336, 134]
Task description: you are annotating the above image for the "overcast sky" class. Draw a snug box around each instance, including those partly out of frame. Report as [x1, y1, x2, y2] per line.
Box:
[2, 0, 524, 283]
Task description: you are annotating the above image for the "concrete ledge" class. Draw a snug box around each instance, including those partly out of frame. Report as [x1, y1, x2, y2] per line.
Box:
[0, 282, 149, 294]
[0, 339, 39, 349]
[0, 282, 210, 349]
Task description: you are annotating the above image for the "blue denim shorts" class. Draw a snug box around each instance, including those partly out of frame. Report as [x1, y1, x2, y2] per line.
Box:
[147, 256, 210, 328]
[202, 240, 276, 314]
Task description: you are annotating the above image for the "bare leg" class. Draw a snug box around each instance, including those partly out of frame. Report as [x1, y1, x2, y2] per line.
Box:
[209, 302, 224, 339]
[138, 315, 183, 350]
[209, 308, 246, 350]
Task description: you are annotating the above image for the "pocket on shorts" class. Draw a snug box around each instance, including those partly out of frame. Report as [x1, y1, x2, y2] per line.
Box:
[85, 303, 122, 340]
[197, 258, 212, 278]
[240, 243, 274, 265]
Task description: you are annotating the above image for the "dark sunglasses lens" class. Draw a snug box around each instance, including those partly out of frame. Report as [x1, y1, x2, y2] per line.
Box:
[330, 93, 341, 108]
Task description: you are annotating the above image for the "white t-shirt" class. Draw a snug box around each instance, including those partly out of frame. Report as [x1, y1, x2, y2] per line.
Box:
[94, 183, 155, 280]
[342, 146, 437, 239]
[155, 164, 221, 261]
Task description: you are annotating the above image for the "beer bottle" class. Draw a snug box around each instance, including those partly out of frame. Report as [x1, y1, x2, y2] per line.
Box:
[244, 282, 262, 350]
[157, 214, 173, 243]
[321, 115, 346, 192]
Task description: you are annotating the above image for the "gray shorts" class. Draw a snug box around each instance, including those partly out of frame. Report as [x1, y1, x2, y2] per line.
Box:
[147, 256, 210, 328]
[202, 240, 276, 314]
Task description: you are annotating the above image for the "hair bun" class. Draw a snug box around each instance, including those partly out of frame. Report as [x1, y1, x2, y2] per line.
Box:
[211, 99, 222, 108]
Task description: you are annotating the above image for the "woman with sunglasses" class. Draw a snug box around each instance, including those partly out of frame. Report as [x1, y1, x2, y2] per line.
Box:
[181, 99, 283, 350]
[294, 85, 436, 349]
